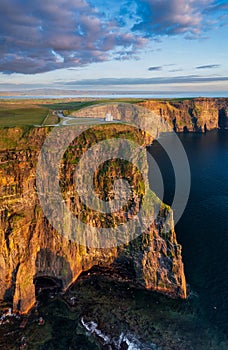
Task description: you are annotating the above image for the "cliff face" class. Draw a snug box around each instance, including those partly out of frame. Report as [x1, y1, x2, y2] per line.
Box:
[71, 102, 173, 136]
[0, 123, 186, 313]
[138, 98, 228, 132]
[71, 98, 228, 132]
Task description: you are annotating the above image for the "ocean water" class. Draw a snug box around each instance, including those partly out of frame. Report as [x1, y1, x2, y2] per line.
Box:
[1, 92, 228, 99]
[148, 130, 228, 335]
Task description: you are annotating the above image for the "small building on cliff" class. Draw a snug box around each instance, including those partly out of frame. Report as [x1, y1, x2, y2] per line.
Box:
[105, 113, 114, 122]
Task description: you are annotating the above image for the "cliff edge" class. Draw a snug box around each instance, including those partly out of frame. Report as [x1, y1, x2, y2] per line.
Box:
[138, 98, 228, 132]
[71, 98, 228, 132]
[0, 122, 186, 313]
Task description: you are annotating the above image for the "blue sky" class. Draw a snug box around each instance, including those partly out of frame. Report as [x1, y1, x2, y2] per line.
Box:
[0, 0, 227, 95]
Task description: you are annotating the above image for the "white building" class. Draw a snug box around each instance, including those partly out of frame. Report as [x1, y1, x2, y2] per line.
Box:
[105, 113, 114, 122]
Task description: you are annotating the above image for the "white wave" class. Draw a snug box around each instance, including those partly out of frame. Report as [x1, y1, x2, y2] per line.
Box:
[80, 317, 162, 350]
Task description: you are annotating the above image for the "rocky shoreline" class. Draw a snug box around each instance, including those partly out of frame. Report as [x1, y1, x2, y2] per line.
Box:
[0, 270, 227, 350]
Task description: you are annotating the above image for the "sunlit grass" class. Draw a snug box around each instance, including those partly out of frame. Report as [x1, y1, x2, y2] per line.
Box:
[0, 107, 48, 127]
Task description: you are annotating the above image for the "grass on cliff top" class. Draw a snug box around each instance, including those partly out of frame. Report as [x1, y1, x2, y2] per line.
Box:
[0, 96, 194, 128]
[42, 98, 145, 113]
[0, 107, 48, 127]
[0, 98, 145, 127]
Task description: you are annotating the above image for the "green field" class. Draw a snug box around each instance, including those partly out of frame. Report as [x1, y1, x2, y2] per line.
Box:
[0, 107, 48, 127]
[0, 96, 193, 128]
[0, 98, 146, 127]
[43, 98, 145, 113]
[42, 113, 60, 125]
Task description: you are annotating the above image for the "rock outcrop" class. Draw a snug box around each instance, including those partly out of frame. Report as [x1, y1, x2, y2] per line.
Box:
[0, 121, 186, 313]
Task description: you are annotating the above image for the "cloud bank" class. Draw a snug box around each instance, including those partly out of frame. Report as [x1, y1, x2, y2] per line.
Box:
[132, 0, 227, 38]
[196, 64, 221, 69]
[64, 75, 228, 86]
[0, 0, 145, 74]
[148, 66, 162, 71]
[0, 0, 227, 74]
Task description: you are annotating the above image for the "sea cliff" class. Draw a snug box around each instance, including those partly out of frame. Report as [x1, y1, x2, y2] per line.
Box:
[0, 122, 186, 313]
[139, 98, 228, 132]
[71, 97, 228, 132]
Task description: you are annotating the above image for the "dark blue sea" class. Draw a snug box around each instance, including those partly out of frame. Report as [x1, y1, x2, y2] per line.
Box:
[148, 130, 228, 336]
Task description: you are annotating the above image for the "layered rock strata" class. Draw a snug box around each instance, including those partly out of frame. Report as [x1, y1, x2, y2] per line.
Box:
[0, 121, 186, 313]
[71, 98, 228, 132]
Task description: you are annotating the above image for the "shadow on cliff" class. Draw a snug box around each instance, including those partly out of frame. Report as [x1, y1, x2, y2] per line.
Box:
[219, 108, 228, 129]
[75, 241, 139, 286]
[34, 248, 73, 301]
[3, 263, 20, 303]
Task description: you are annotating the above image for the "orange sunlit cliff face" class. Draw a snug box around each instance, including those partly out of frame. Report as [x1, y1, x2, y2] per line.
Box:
[0, 122, 186, 313]
[1, 97, 228, 313]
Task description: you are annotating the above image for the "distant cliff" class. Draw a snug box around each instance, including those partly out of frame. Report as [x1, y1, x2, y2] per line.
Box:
[71, 98, 228, 132]
[0, 124, 186, 313]
[139, 98, 228, 132]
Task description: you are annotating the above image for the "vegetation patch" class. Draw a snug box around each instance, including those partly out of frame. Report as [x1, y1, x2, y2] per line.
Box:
[0, 107, 48, 127]
[43, 98, 145, 113]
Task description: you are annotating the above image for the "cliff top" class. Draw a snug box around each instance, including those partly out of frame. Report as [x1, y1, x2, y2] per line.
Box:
[1, 97, 228, 127]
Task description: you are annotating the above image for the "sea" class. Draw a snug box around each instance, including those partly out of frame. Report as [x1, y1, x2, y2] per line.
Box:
[148, 130, 228, 337]
[1, 92, 228, 99]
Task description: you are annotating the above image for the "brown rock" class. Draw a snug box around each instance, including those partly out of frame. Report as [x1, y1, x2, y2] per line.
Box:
[0, 118, 187, 313]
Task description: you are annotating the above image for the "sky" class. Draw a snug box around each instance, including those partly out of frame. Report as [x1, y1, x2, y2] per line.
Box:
[0, 0, 228, 95]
